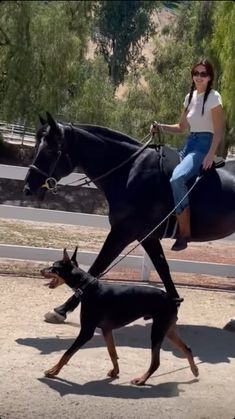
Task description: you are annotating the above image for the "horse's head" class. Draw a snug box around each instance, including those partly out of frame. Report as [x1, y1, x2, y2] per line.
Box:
[24, 112, 73, 200]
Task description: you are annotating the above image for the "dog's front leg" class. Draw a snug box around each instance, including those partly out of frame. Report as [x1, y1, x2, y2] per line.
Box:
[102, 329, 119, 378]
[45, 325, 96, 378]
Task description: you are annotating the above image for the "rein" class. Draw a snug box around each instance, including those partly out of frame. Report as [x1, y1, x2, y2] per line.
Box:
[31, 128, 156, 193]
[68, 132, 153, 188]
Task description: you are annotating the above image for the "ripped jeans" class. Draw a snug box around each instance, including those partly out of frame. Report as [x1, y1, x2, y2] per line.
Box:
[170, 132, 213, 215]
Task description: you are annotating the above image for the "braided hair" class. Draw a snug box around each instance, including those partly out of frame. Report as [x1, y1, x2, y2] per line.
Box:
[185, 59, 214, 116]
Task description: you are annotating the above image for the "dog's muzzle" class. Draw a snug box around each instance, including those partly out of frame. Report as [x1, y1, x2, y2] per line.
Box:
[41, 268, 64, 288]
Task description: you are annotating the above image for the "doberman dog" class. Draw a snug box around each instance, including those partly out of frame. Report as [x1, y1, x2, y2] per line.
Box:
[41, 247, 199, 385]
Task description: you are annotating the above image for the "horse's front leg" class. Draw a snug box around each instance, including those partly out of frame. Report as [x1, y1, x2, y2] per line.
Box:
[89, 225, 134, 277]
[140, 237, 181, 301]
[45, 225, 133, 324]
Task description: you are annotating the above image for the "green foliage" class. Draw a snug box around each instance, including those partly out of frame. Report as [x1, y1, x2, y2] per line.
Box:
[93, 0, 158, 87]
[0, 1, 93, 125]
[61, 57, 116, 127]
[0, 132, 4, 153]
[0, 0, 233, 157]
[112, 79, 153, 140]
[210, 2, 235, 126]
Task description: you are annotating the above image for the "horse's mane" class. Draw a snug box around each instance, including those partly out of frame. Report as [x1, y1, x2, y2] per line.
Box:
[63, 122, 141, 147]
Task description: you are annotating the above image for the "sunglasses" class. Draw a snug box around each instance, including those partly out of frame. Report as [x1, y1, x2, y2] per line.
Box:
[192, 70, 208, 78]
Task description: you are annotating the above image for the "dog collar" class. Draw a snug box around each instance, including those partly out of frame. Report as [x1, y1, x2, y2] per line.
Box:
[74, 288, 83, 298]
[73, 277, 97, 298]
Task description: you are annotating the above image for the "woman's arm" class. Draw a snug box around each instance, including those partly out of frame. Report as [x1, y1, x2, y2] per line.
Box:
[202, 105, 224, 170]
[151, 109, 189, 135]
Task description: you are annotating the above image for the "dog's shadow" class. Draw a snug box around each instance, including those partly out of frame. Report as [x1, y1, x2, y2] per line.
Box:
[16, 323, 235, 364]
[37, 376, 199, 399]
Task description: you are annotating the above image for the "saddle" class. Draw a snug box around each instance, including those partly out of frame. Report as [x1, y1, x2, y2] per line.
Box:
[149, 144, 225, 177]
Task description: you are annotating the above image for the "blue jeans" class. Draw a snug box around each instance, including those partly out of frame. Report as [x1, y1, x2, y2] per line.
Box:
[170, 132, 213, 214]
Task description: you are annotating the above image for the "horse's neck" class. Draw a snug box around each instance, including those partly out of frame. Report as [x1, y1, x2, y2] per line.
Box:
[73, 128, 140, 181]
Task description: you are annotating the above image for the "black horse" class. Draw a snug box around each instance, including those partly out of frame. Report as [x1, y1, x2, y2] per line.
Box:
[24, 113, 235, 319]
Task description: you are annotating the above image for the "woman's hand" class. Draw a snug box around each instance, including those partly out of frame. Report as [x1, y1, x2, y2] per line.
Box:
[202, 151, 214, 170]
[150, 121, 162, 134]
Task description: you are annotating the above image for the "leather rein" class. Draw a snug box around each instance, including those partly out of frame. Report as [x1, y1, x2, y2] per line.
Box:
[29, 125, 160, 194]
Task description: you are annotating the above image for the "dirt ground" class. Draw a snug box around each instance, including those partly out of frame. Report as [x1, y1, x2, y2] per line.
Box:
[0, 274, 235, 419]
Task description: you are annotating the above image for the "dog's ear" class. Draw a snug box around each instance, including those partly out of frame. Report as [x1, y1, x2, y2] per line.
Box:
[71, 246, 78, 267]
[63, 248, 70, 263]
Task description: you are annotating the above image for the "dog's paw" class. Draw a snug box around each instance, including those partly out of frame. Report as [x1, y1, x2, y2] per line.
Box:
[44, 367, 60, 378]
[131, 375, 147, 386]
[191, 365, 199, 377]
[107, 368, 119, 378]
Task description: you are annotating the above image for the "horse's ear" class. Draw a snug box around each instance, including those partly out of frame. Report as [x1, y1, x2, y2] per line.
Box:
[71, 246, 79, 266]
[63, 248, 70, 263]
[39, 114, 47, 126]
[46, 111, 57, 130]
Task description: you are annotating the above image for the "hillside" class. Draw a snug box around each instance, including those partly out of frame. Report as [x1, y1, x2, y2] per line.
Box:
[85, 9, 175, 98]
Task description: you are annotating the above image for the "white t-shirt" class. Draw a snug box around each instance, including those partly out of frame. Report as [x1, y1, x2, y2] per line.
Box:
[183, 89, 222, 133]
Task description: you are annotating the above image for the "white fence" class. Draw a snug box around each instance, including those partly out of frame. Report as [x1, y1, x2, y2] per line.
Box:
[0, 164, 235, 281]
[0, 121, 35, 146]
[1, 119, 235, 158]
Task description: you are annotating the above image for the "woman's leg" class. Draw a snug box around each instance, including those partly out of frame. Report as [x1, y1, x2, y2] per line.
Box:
[170, 152, 204, 250]
[170, 152, 204, 214]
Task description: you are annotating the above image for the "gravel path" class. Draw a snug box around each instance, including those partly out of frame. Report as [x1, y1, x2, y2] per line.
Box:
[0, 274, 235, 419]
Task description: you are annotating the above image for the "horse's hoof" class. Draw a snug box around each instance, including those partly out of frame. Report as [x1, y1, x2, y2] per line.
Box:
[223, 318, 235, 332]
[44, 310, 66, 324]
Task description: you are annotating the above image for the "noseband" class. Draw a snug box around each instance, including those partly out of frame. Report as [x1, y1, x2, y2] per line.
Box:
[29, 151, 62, 193]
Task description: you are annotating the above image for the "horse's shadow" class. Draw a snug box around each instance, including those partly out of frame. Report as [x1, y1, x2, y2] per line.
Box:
[16, 323, 235, 364]
[37, 376, 199, 399]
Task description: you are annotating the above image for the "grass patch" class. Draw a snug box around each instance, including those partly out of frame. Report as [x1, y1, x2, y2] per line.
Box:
[0, 218, 108, 251]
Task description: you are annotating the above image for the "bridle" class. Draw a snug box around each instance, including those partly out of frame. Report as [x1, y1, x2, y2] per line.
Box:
[28, 123, 156, 194]
[29, 125, 74, 193]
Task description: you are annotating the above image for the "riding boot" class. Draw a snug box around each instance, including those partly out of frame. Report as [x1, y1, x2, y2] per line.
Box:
[171, 207, 191, 251]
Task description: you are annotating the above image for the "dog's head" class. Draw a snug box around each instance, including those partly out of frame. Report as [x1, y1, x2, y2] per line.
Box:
[41, 247, 78, 289]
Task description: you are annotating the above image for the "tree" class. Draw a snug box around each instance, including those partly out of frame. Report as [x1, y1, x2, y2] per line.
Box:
[0, 1, 93, 124]
[61, 56, 116, 127]
[93, 1, 157, 88]
[209, 1, 235, 154]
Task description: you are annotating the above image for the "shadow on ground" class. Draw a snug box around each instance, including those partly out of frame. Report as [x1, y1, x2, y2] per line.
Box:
[16, 323, 235, 364]
[37, 376, 199, 399]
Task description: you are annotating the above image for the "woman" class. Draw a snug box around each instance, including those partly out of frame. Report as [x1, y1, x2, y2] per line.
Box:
[151, 58, 224, 251]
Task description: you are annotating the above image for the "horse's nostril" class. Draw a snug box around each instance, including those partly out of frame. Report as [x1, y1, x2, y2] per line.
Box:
[24, 185, 32, 196]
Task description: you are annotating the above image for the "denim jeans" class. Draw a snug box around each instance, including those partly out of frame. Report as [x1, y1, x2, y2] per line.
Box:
[170, 132, 213, 214]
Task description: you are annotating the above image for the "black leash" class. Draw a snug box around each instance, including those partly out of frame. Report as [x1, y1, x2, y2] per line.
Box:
[97, 173, 203, 279]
